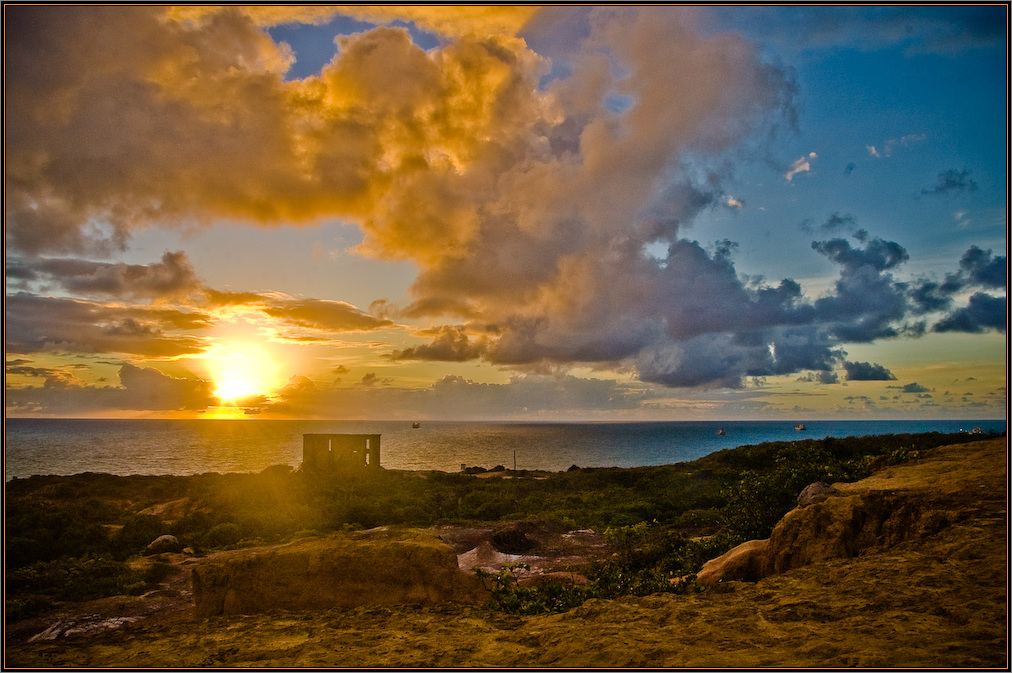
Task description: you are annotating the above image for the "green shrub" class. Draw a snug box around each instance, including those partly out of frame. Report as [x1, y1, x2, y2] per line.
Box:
[202, 522, 242, 549]
[475, 558, 702, 616]
[111, 514, 165, 560]
[475, 562, 591, 615]
[58, 555, 140, 601]
[6, 595, 54, 623]
[142, 557, 172, 586]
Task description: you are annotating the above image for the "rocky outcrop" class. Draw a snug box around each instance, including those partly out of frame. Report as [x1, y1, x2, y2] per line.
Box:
[697, 440, 1003, 587]
[796, 481, 839, 507]
[146, 534, 183, 555]
[191, 528, 486, 617]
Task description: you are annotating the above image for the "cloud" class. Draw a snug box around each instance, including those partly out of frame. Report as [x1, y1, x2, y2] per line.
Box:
[5, 251, 200, 299]
[842, 361, 897, 381]
[866, 134, 926, 159]
[921, 168, 978, 195]
[4, 364, 216, 415]
[260, 296, 394, 332]
[809, 236, 910, 342]
[356, 372, 393, 387]
[821, 213, 856, 232]
[172, 6, 540, 38]
[896, 382, 930, 393]
[934, 292, 1007, 333]
[785, 152, 817, 181]
[391, 325, 487, 361]
[958, 245, 1006, 289]
[4, 5, 1003, 403]
[797, 370, 840, 384]
[4, 293, 211, 357]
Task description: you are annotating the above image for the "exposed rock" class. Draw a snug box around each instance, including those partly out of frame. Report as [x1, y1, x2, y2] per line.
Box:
[797, 481, 840, 507]
[696, 539, 769, 585]
[698, 440, 1003, 587]
[29, 615, 138, 642]
[146, 534, 183, 555]
[191, 529, 486, 617]
[457, 540, 525, 573]
[765, 489, 953, 575]
[490, 526, 538, 554]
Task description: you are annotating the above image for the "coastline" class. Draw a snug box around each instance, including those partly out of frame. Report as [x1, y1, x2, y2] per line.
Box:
[5, 418, 1006, 480]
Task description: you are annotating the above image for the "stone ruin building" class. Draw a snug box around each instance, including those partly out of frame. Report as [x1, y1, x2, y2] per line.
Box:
[302, 433, 381, 473]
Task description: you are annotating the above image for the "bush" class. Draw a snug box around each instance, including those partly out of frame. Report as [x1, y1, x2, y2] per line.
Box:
[58, 555, 140, 601]
[476, 558, 702, 615]
[202, 522, 242, 549]
[475, 563, 591, 615]
[6, 595, 54, 623]
[111, 514, 165, 560]
[142, 557, 172, 586]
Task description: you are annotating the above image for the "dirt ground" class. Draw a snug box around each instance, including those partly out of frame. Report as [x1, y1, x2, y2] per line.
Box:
[4, 439, 1007, 669]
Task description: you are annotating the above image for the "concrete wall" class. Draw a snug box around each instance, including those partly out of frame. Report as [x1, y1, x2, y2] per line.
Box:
[302, 433, 381, 471]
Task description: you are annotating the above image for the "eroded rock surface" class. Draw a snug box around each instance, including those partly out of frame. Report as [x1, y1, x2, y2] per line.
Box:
[698, 439, 1006, 586]
[191, 528, 486, 617]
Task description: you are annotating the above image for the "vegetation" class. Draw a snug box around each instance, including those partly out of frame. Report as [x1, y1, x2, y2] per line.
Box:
[4, 430, 1000, 621]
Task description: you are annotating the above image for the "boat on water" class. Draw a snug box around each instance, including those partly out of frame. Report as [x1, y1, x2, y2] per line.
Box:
[716, 428, 726, 436]
[795, 423, 806, 431]
[412, 422, 421, 429]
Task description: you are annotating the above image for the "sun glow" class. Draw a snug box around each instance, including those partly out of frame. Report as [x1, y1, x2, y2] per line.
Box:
[202, 341, 283, 403]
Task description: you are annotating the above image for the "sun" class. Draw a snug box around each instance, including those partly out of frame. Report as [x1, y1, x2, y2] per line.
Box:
[214, 368, 262, 402]
[202, 341, 282, 403]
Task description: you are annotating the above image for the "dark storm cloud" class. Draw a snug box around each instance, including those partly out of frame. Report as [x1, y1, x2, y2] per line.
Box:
[959, 246, 1006, 289]
[812, 236, 908, 273]
[908, 276, 962, 314]
[842, 361, 897, 381]
[921, 168, 978, 195]
[934, 293, 1007, 334]
[810, 237, 910, 342]
[399, 232, 999, 389]
[907, 245, 1006, 329]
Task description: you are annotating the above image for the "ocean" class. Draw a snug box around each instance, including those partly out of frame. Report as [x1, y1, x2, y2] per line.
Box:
[4, 418, 1005, 481]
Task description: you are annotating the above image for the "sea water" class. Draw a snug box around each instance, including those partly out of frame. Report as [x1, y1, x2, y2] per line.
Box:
[3, 418, 1006, 481]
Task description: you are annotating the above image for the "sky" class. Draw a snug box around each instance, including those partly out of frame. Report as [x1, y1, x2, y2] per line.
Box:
[4, 5, 1007, 421]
